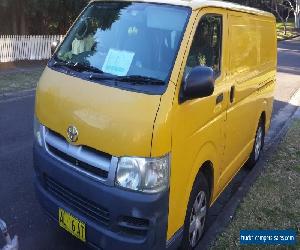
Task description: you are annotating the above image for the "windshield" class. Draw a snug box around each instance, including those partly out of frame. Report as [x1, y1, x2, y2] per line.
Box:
[53, 2, 190, 86]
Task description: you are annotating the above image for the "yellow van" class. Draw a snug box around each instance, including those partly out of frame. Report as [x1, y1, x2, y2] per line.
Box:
[33, 0, 277, 249]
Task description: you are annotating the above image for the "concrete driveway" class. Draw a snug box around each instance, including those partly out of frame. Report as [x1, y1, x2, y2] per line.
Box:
[0, 37, 300, 250]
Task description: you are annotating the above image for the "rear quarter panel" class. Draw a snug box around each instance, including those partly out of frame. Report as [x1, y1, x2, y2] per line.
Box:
[219, 12, 277, 195]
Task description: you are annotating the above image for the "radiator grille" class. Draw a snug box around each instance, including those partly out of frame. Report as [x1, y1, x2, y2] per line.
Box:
[45, 129, 110, 180]
[45, 175, 110, 226]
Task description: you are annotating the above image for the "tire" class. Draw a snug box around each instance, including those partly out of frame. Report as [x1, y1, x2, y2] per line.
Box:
[180, 173, 209, 250]
[246, 117, 265, 169]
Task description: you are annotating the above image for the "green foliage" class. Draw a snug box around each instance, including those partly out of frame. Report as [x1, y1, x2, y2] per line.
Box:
[26, 0, 88, 34]
[212, 120, 300, 249]
[0, 0, 89, 35]
[277, 21, 300, 40]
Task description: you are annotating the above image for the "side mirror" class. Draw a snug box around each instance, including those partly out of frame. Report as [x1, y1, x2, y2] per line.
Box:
[180, 66, 215, 103]
[51, 40, 60, 55]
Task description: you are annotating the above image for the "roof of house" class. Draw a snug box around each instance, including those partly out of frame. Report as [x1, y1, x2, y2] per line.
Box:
[91, 0, 274, 18]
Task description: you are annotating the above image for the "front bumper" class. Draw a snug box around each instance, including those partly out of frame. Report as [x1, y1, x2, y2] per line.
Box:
[33, 143, 169, 250]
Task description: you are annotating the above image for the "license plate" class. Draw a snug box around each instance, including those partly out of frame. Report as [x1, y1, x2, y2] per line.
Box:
[59, 208, 86, 242]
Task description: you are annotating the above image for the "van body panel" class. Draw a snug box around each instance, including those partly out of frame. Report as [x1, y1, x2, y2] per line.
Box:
[163, 8, 276, 240]
[33, 1, 277, 249]
[150, 82, 175, 157]
[221, 12, 276, 182]
[166, 7, 229, 239]
[36, 67, 161, 157]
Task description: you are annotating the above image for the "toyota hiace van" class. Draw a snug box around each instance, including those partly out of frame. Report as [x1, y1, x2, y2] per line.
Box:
[33, 1, 277, 249]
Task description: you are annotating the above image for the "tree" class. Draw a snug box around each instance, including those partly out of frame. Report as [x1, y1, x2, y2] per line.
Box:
[26, 0, 89, 34]
[269, 0, 300, 33]
[285, 0, 300, 28]
[0, 0, 28, 34]
[0, 0, 89, 35]
[297, 0, 300, 28]
[270, 0, 295, 34]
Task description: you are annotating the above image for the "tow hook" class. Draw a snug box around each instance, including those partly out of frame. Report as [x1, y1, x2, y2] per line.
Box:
[0, 219, 18, 250]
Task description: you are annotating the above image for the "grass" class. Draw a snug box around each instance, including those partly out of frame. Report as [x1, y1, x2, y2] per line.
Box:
[0, 68, 43, 95]
[277, 22, 300, 41]
[211, 120, 300, 249]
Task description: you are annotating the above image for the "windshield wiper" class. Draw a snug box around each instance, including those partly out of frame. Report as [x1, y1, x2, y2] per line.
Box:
[72, 63, 104, 74]
[89, 72, 115, 81]
[52, 60, 103, 74]
[51, 60, 70, 68]
[52, 60, 165, 86]
[89, 74, 165, 86]
[115, 75, 165, 85]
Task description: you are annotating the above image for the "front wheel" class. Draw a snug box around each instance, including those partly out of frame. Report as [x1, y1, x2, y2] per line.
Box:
[181, 173, 209, 249]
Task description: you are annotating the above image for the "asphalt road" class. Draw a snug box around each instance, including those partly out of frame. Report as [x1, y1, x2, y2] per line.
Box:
[0, 37, 300, 250]
[276, 37, 300, 110]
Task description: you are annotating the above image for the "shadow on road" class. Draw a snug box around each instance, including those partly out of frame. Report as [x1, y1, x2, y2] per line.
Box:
[277, 37, 300, 76]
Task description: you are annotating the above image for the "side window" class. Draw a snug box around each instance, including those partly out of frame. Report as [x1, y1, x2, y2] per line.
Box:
[186, 14, 222, 75]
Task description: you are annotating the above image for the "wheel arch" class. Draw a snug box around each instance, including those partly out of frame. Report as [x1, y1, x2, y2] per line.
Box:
[184, 142, 220, 212]
[200, 161, 214, 204]
[260, 99, 269, 131]
[261, 111, 266, 128]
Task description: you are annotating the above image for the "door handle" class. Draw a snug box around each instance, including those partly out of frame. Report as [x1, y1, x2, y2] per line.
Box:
[216, 93, 224, 105]
[230, 86, 235, 103]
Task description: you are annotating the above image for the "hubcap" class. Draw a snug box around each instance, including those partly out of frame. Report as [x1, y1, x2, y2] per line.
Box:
[189, 191, 207, 248]
[255, 126, 263, 161]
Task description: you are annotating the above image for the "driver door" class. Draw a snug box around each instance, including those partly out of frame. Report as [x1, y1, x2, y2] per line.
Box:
[168, 8, 229, 238]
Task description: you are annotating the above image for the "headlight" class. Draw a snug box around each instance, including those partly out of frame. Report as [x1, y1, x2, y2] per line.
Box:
[116, 155, 170, 193]
[34, 115, 43, 147]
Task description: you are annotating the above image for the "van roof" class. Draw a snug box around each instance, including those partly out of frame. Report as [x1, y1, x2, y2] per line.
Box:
[91, 0, 274, 18]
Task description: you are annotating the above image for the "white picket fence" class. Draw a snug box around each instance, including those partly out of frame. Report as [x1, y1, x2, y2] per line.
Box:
[0, 35, 64, 63]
